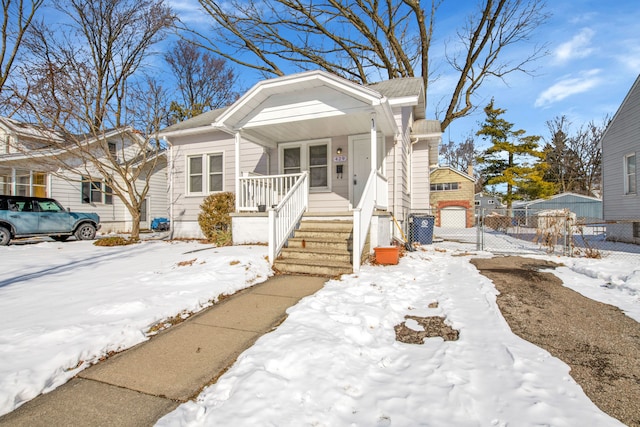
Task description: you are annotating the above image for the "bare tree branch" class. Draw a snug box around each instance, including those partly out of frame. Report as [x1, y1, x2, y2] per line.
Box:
[188, 0, 548, 131]
[0, 0, 44, 110]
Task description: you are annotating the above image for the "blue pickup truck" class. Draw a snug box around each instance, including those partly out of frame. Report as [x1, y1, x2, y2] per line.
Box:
[0, 195, 100, 245]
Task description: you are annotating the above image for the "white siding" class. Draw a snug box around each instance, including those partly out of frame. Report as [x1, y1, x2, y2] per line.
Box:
[411, 140, 431, 211]
[49, 157, 167, 233]
[167, 131, 266, 232]
[602, 76, 640, 221]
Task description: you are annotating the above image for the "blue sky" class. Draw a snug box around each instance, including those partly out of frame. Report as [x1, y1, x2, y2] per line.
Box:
[167, 0, 640, 148]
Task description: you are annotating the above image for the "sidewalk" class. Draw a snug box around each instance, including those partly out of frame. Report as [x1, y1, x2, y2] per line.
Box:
[0, 275, 327, 427]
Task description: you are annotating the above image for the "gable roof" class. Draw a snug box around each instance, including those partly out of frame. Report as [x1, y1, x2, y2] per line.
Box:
[368, 77, 425, 119]
[430, 165, 475, 182]
[600, 74, 640, 144]
[159, 108, 227, 136]
[0, 117, 65, 143]
[159, 71, 428, 141]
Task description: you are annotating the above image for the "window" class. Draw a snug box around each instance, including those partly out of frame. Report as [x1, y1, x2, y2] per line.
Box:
[108, 142, 117, 156]
[188, 153, 224, 194]
[15, 170, 30, 196]
[283, 147, 301, 175]
[81, 176, 113, 204]
[430, 182, 460, 191]
[209, 154, 223, 192]
[140, 198, 148, 223]
[634, 222, 640, 238]
[188, 156, 203, 193]
[0, 175, 8, 195]
[624, 153, 636, 195]
[32, 173, 47, 197]
[104, 182, 113, 205]
[280, 141, 329, 190]
[309, 144, 328, 188]
[474, 200, 480, 206]
[0, 170, 47, 196]
[36, 200, 64, 213]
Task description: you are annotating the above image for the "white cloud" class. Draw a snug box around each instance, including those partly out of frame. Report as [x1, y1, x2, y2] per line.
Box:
[535, 70, 602, 108]
[553, 28, 595, 64]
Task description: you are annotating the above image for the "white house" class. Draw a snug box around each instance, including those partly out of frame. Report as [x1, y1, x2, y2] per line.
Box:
[600, 74, 640, 244]
[0, 117, 168, 233]
[160, 71, 441, 274]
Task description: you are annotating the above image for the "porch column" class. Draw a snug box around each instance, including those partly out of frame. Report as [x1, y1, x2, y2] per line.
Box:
[370, 113, 377, 173]
[371, 113, 377, 200]
[234, 131, 241, 211]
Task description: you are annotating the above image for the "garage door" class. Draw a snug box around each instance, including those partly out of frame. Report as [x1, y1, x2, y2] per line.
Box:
[441, 207, 467, 228]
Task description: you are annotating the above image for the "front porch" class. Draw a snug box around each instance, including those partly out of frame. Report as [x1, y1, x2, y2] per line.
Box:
[232, 169, 391, 273]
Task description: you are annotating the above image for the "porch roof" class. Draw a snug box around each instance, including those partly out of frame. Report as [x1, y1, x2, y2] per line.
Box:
[211, 71, 408, 147]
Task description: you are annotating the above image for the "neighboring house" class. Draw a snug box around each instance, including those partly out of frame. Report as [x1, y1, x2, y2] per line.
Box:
[516, 192, 602, 222]
[475, 193, 504, 212]
[160, 70, 441, 273]
[0, 117, 167, 233]
[600, 74, 640, 244]
[429, 166, 475, 228]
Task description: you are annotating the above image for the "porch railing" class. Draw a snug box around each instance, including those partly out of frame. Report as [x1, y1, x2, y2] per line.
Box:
[352, 170, 388, 272]
[268, 172, 309, 265]
[237, 172, 304, 211]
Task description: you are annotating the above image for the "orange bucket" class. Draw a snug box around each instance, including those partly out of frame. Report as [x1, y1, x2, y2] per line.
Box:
[374, 246, 399, 265]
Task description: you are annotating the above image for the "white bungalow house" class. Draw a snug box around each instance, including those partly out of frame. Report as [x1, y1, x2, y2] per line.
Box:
[0, 117, 167, 233]
[160, 70, 441, 275]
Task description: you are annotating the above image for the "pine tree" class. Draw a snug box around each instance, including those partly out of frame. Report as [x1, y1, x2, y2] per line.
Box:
[476, 99, 554, 210]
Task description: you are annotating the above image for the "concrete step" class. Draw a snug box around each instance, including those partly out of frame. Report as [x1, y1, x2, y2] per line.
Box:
[298, 220, 353, 232]
[273, 258, 353, 277]
[279, 247, 352, 263]
[288, 237, 352, 250]
[293, 229, 353, 240]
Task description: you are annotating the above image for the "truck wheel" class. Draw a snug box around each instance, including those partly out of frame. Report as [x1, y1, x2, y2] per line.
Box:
[0, 226, 10, 246]
[75, 223, 97, 241]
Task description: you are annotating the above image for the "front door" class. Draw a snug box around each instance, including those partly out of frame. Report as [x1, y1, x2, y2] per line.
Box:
[140, 198, 149, 230]
[351, 135, 371, 207]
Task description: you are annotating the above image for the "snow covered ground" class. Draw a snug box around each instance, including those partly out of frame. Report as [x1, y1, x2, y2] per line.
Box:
[1, 235, 639, 426]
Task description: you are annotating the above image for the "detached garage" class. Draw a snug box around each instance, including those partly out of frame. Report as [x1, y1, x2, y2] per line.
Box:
[440, 206, 467, 228]
[429, 166, 476, 228]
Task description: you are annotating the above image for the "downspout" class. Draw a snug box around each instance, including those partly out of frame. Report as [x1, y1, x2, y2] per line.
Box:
[234, 132, 241, 211]
[162, 136, 174, 240]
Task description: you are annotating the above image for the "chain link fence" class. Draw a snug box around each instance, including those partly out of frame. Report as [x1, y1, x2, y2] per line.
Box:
[430, 207, 640, 261]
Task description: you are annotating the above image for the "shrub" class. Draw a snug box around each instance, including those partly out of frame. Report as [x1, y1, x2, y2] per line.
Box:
[94, 236, 137, 246]
[198, 192, 235, 246]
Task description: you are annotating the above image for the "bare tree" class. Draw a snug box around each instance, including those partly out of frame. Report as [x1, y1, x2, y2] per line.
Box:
[187, 0, 548, 131]
[0, 0, 44, 111]
[165, 39, 239, 124]
[18, 0, 176, 130]
[544, 115, 605, 196]
[440, 134, 476, 172]
[11, 0, 176, 240]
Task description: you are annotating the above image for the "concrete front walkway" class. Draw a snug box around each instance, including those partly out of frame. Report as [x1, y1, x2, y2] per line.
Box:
[0, 275, 327, 427]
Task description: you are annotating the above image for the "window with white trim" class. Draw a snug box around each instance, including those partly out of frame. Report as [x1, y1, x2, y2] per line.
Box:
[280, 140, 330, 190]
[81, 176, 113, 204]
[624, 153, 636, 195]
[208, 154, 223, 192]
[309, 144, 328, 188]
[188, 153, 224, 194]
[430, 182, 460, 191]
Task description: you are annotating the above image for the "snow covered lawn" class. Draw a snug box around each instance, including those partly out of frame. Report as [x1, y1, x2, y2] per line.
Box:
[1, 238, 639, 425]
[0, 239, 272, 416]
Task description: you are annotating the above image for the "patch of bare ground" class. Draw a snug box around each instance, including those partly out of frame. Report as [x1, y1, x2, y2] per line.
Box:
[471, 256, 640, 426]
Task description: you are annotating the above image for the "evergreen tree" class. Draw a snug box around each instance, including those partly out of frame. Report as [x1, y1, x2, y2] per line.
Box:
[476, 99, 554, 209]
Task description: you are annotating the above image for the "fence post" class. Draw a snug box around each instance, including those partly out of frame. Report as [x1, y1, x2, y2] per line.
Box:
[476, 208, 484, 251]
